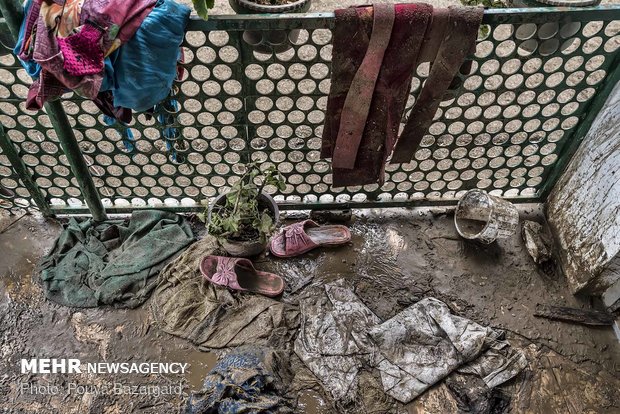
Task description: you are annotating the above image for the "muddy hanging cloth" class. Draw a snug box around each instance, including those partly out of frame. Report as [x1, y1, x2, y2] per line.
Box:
[322, 4, 432, 187]
[390, 6, 484, 163]
[39, 210, 194, 308]
[150, 237, 299, 349]
[185, 346, 294, 414]
[330, 4, 395, 170]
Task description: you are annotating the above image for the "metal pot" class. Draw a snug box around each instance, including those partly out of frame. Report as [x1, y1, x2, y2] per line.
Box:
[228, 0, 312, 53]
[207, 192, 280, 257]
[228, 0, 311, 14]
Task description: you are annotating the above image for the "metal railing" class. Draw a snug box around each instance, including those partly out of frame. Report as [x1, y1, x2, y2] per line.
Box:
[1, 3, 619, 218]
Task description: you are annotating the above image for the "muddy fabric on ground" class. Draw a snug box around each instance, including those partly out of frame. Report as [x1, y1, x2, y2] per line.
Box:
[294, 281, 381, 404]
[39, 210, 193, 308]
[370, 297, 527, 403]
[185, 346, 293, 414]
[151, 237, 299, 349]
[295, 282, 525, 407]
[507, 339, 620, 414]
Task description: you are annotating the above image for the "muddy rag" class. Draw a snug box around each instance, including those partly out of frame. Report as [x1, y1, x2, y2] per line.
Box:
[369, 297, 527, 403]
[150, 237, 299, 349]
[322, 4, 432, 187]
[185, 346, 293, 414]
[294, 281, 381, 404]
[295, 281, 526, 406]
[390, 6, 484, 162]
[39, 210, 194, 308]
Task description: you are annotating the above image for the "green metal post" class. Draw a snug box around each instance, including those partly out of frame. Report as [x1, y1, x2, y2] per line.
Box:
[45, 100, 107, 221]
[0, 0, 107, 220]
[0, 0, 24, 41]
[0, 126, 53, 216]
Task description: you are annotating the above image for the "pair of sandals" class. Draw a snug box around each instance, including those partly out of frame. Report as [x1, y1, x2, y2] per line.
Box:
[200, 220, 351, 297]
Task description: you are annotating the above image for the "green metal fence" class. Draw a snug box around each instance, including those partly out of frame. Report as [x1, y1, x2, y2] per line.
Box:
[0, 5, 619, 218]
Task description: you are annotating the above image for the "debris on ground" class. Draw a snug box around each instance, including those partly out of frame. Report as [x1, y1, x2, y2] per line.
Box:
[522, 221, 553, 265]
[39, 210, 194, 308]
[295, 281, 526, 409]
[151, 237, 299, 349]
[185, 346, 293, 414]
[534, 304, 615, 326]
[309, 209, 353, 224]
[370, 298, 526, 403]
[294, 281, 381, 405]
[2, 211, 619, 413]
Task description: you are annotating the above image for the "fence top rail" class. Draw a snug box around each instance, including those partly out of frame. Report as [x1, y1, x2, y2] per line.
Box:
[186, 5, 620, 31]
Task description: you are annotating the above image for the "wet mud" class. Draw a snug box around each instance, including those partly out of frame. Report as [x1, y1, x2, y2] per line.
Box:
[0, 208, 618, 413]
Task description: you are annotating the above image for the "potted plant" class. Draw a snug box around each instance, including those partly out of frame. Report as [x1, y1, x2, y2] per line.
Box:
[199, 163, 285, 257]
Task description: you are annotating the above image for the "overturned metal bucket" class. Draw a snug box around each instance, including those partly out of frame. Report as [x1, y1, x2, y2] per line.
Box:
[454, 189, 519, 244]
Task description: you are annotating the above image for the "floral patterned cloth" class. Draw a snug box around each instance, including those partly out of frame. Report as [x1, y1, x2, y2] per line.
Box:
[17, 0, 156, 109]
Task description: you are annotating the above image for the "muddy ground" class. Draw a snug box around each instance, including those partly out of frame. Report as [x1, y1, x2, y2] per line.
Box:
[0, 207, 618, 413]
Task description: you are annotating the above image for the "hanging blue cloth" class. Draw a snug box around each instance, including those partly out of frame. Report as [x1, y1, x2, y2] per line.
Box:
[101, 0, 190, 111]
[13, 0, 41, 79]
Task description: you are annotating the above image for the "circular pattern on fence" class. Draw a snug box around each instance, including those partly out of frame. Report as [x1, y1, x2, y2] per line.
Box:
[0, 16, 619, 210]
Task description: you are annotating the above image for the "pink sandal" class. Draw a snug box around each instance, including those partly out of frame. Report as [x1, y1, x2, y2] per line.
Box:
[200, 256, 284, 297]
[269, 220, 351, 258]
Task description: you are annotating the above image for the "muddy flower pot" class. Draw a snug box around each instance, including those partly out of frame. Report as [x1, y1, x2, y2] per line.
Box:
[207, 192, 280, 257]
[228, 0, 312, 53]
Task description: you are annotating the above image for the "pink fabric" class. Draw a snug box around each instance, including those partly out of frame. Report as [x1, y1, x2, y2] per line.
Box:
[81, 0, 157, 49]
[24, 0, 157, 109]
[57, 23, 104, 76]
[17, 0, 42, 61]
[332, 4, 395, 170]
[26, 71, 66, 109]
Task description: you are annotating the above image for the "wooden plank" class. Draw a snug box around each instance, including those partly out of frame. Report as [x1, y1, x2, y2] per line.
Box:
[534, 304, 614, 326]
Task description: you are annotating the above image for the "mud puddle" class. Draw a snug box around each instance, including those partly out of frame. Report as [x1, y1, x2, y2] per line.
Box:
[0, 209, 618, 413]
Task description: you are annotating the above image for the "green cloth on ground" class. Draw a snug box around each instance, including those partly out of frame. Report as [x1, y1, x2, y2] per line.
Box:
[151, 236, 299, 349]
[39, 210, 194, 308]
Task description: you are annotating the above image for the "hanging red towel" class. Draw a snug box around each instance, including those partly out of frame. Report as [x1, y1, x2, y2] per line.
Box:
[322, 4, 432, 187]
[391, 6, 484, 163]
[322, 4, 483, 187]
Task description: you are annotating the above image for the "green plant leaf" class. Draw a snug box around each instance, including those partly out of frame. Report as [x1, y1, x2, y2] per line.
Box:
[256, 212, 274, 235]
[197, 212, 206, 223]
[192, 0, 210, 20]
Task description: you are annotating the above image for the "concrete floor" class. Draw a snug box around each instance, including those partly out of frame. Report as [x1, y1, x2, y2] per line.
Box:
[0, 207, 618, 413]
